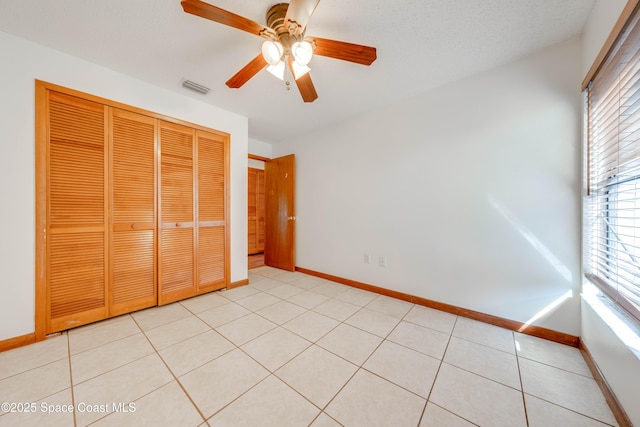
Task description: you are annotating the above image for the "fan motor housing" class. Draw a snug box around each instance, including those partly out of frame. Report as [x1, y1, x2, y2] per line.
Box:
[267, 3, 296, 50]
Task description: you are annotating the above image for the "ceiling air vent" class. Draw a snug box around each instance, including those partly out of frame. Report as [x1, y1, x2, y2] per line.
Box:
[181, 79, 210, 95]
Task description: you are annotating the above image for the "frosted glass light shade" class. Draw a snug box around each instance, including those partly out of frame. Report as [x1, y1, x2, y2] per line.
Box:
[291, 41, 313, 66]
[267, 61, 285, 80]
[291, 62, 311, 79]
[262, 41, 284, 66]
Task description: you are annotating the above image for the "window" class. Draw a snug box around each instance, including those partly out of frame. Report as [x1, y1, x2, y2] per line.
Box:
[586, 8, 640, 322]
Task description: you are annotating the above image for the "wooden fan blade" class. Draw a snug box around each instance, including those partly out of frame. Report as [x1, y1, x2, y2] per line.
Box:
[294, 73, 318, 103]
[181, 0, 275, 38]
[308, 37, 377, 66]
[295, 73, 318, 102]
[287, 56, 318, 102]
[285, 0, 321, 35]
[225, 54, 268, 89]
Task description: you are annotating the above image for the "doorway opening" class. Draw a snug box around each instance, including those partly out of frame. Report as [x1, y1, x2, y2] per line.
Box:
[248, 155, 266, 270]
[247, 153, 296, 272]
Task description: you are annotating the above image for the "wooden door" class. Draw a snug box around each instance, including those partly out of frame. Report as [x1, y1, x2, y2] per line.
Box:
[36, 81, 231, 339]
[196, 130, 228, 294]
[248, 168, 265, 255]
[265, 154, 296, 271]
[45, 92, 108, 332]
[110, 109, 157, 315]
[158, 121, 196, 304]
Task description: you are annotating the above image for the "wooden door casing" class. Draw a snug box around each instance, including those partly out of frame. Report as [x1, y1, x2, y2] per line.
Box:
[264, 154, 296, 271]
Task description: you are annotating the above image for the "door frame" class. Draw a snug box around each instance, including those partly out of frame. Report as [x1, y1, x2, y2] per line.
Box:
[248, 153, 296, 272]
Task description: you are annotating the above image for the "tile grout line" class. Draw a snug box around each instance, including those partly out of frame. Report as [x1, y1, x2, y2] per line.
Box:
[198, 370, 271, 422]
[68, 324, 151, 358]
[514, 342, 614, 425]
[0, 351, 69, 381]
[147, 318, 248, 421]
[130, 313, 209, 426]
[513, 330, 530, 427]
[67, 335, 159, 388]
[21, 268, 601, 427]
[238, 271, 615, 426]
[523, 392, 620, 427]
[306, 410, 343, 426]
[450, 332, 518, 356]
[417, 315, 459, 426]
[167, 342, 237, 380]
[258, 275, 477, 422]
[309, 297, 416, 422]
[516, 354, 599, 379]
[201, 274, 330, 422]
[217, 282, 335, 424]
[263, 278, 375, 419]
[157, 279, 321, 424]
[419, 316, 490, 427]
[66, 332, 78, 427]
[294, 278, 598, 426]
[244, 281, 345, 347]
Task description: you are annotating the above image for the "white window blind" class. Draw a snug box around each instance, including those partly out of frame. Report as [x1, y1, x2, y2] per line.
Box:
[586, 8, 640, 322]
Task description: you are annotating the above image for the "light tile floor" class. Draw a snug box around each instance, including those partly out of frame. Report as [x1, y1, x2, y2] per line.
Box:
[0, 267, 619, 426]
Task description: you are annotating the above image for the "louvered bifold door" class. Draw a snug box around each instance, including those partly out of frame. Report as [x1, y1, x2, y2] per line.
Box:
[256, 169, 266, 252]
[110, 109, 157, 315]
[197, 130, 228, 293]
[248, 168, 258, 254]
[47, 92, 108, 332]
[247, 168, 265, 255]
[159, 121, 196, 304]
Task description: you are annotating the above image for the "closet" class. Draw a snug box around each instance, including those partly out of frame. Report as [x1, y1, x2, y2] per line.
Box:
[158, 122, 227, 305]
[36, 81, 229, 336]
[247, 167, 265, 254]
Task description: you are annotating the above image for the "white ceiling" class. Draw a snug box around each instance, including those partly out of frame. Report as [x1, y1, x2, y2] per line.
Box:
[0, 0, 594, 143]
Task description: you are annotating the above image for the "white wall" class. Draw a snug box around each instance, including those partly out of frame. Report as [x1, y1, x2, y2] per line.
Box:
[582, 0, 628, 77]
[581, 1, 640, 425]
[248, 138, 273, 158]
[275, 37, 583, 335]
[0, 31, 248, 341]
[248, 159, 265, 170]
[248, 138, 272, 170]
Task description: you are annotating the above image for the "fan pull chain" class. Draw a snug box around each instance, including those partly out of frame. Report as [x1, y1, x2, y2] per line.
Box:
[284, 55, 291, 91]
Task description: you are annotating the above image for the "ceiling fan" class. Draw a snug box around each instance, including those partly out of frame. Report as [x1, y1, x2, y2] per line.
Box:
[181, 0, 377, 102]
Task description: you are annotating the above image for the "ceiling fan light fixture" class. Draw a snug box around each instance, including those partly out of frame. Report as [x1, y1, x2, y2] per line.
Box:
[181, 0, 376, 102]
[262, 40, 284, 66]
[267, 61, 286, 80]
[291, 40, 313, 66]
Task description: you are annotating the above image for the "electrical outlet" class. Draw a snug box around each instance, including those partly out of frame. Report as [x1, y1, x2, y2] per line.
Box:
[364, 253, 371, 264]
[379, 256, 386, 268]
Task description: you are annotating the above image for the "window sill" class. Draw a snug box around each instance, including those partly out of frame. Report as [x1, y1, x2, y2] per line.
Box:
[582, 280, 640, 361]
